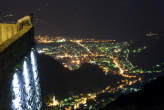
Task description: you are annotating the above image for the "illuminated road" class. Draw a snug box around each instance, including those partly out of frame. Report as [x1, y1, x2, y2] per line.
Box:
[70, 40, 93, 55]
[35, 37, 164, 109]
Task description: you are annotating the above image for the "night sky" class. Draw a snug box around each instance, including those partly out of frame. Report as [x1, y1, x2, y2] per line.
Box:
[0, 0, 164, 40]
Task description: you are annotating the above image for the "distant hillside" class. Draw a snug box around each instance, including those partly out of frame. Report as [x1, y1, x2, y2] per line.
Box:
[105, 76, 164, 110]
[37, 54, 109, 99]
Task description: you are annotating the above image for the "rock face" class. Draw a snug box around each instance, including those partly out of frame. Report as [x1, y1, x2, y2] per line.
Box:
[0, 27, 34, 74]
[0, 27, 34, 110]
[0, 23, 18, 43]
[105, 76, 164, 110]
[0, 15, 33, 48]
[0, 15, 34, 75]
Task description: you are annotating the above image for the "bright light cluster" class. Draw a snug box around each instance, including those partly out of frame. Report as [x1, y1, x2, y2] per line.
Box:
[36, 37, 164, 110]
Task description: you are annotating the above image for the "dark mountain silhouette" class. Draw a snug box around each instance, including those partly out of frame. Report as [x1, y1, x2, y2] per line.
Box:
[37, 54, 111, 100]
[37, 36, 164, 109]
[104, 76, 164, 110]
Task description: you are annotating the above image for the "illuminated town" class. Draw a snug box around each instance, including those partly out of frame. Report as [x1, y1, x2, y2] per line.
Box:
[35, 35, 164, 110]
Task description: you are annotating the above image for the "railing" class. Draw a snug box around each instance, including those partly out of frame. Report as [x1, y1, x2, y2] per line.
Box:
[0, 15, 33, 52]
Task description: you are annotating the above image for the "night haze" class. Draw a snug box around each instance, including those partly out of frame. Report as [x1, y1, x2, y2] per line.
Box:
[1, 0, 164, 40]
[0, 0, 164, 110]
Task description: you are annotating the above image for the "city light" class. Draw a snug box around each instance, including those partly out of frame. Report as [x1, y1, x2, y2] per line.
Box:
[36, 36, 164, 109]
[48, 96, 60, 106]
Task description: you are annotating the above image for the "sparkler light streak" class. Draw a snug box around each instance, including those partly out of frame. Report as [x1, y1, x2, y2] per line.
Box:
[11, 50, 42, 110]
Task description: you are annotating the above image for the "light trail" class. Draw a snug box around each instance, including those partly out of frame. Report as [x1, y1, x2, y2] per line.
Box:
[70, 40, 93, 55]
[36, 37, 164, 109]
[111, 56, 137, 78]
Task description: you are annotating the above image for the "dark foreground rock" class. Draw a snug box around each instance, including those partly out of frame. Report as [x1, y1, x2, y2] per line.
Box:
[104, 76, 164, 110]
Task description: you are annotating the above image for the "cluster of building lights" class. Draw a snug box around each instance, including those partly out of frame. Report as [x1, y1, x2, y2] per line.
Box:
[36, 36, 164, 109]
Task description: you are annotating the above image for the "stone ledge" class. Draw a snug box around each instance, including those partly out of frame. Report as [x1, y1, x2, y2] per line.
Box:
[0, 25, 33, 52]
